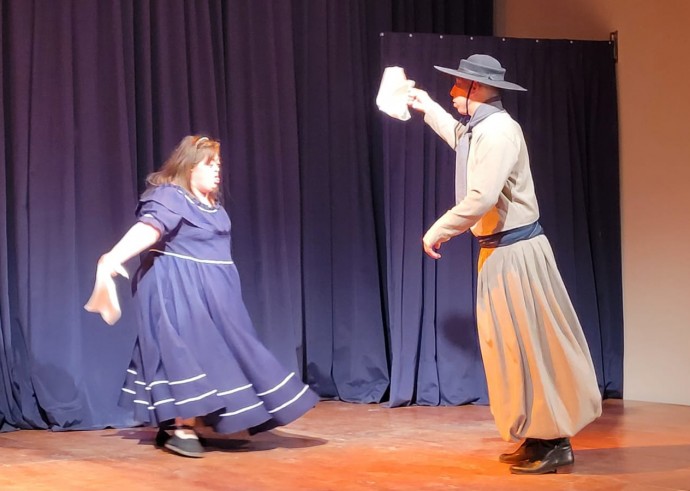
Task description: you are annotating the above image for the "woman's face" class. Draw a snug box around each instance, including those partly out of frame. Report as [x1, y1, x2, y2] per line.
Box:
[190, 154, 221, 196]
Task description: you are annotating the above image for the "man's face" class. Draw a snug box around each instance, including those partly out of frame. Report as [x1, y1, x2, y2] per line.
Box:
[450, 77, 473, 115]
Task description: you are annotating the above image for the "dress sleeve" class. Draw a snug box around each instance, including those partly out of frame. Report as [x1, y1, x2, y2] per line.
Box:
[136, 187, 184, 236]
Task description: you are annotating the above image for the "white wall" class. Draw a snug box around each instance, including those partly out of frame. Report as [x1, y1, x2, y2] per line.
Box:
[495, 0, 690, 405]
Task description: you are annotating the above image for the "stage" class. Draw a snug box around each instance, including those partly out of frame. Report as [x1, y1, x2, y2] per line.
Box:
[1, 399, 689, 490]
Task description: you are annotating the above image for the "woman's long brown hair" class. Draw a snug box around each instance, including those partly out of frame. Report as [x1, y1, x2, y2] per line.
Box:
[147, 135, 221, 204]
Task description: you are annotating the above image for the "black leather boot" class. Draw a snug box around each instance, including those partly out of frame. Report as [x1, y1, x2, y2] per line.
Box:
[498, 438, 548, 464]
[509, 438, 574, 475]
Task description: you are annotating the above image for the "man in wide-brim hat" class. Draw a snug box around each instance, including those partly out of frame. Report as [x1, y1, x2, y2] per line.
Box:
[408, 54, 602, 475]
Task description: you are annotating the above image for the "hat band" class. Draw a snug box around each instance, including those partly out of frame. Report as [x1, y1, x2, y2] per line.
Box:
[458, 59, 505, 81]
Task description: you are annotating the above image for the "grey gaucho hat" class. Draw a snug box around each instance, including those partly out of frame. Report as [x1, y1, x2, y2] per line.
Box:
[434, 54, 527, 91]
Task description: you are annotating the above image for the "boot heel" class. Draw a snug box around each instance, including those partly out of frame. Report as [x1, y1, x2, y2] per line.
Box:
[555, 463, 574, 474]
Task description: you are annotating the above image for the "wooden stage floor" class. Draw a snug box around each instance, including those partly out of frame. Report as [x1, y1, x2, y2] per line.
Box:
[1, 399, 689, 490]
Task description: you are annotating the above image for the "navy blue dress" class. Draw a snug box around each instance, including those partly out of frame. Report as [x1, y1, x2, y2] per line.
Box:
[119, 184, 318, 434]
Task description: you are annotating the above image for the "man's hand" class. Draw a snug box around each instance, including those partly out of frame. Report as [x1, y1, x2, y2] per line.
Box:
[408, 86, 433, 114]
[422, 237, 443, 259]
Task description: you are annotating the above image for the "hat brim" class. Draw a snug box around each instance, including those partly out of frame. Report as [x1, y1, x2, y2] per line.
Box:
[434, 65, 527, 92]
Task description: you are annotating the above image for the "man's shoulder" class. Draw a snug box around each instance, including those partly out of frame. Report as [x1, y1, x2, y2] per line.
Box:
[475, 112, 524, 147]
[478, 111, 521, 133]
[487, 110, 518, 124]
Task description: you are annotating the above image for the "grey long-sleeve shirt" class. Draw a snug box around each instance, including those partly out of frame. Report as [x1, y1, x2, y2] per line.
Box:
[422, 100, 540, 244]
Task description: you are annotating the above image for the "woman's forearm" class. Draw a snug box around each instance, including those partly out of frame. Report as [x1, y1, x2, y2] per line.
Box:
[104, 222, 161, 265]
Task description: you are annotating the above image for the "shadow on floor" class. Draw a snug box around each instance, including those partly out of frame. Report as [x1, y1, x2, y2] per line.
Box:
[574, 444, 690, 475]
[111, 426, 327, 453]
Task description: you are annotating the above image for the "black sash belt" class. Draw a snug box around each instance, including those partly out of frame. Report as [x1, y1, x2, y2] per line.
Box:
[476, 221, 544, 249]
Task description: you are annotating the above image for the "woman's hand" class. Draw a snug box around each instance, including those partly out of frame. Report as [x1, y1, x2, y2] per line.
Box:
[97, 254, 129, 279]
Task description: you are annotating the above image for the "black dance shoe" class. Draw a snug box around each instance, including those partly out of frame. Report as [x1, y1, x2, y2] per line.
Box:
[509, 438, 574, 475]
[498, 438, 548, 464]
[155, 427, 171, 447]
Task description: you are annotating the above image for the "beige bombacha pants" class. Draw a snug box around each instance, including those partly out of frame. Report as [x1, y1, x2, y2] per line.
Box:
[476, 235, 602, 441]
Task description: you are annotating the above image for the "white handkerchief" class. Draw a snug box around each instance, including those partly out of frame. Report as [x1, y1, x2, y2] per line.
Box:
[376, 66, 412, 121]
[84, 261, 129, 325]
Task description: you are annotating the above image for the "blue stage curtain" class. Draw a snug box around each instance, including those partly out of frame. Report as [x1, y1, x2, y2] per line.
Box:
[1, 1, 623, 431]
[0, 0, 494, 431]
